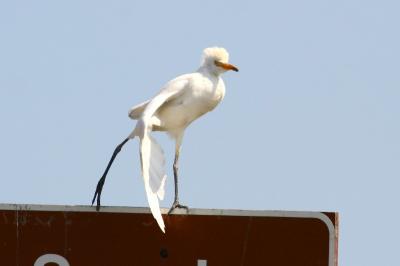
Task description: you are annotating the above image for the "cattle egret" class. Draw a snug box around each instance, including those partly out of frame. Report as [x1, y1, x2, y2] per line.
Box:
[91, 47, 238, 233]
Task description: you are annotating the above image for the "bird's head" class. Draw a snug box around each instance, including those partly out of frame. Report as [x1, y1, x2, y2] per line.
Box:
[200, 47, 239, 75]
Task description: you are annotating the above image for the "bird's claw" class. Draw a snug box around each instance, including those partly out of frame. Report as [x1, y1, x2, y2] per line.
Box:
[91, 178, 105, 211]
[91, 190, 101, 211]
[168, 201, 189, 214]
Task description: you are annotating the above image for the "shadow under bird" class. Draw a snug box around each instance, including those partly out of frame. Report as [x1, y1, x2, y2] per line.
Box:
[92, 47, 238, 233]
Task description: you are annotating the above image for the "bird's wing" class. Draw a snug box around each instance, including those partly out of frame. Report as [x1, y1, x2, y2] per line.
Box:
[135, 74, 191, 233]
[147, 133, 167, 200]
[139, 128, 167, 233]
[141, 75, 190, 122]
[129, 75, 189, 121]
[128, 100, 150, 120]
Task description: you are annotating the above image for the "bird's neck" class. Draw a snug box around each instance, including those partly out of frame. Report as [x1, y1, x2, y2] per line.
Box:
[197, 66, 221, 78]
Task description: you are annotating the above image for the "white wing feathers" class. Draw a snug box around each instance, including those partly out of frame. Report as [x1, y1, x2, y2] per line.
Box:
[128, 100, 150, 120]
[134, 76, 190, 233]
[139, 130, 166, 233]
[141, 76, 189, 121]
[129, 76, 189, 121]
[147, 134, 167, 200]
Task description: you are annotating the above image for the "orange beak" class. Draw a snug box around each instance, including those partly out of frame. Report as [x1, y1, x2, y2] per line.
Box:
[215, 61, 239, 72]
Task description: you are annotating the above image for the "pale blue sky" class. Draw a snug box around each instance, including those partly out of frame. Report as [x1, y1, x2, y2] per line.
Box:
[1, 1, 399, 265]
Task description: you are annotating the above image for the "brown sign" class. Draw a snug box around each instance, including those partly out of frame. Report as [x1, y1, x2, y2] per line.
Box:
[0, 204, 338, 266]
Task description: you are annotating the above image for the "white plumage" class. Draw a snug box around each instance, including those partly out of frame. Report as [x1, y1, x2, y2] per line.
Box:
[92, 47, 238, 233]
[139, 129, 166, 231]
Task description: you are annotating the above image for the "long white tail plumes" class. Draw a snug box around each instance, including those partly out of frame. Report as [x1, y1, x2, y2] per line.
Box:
[138, 125, 167, 233]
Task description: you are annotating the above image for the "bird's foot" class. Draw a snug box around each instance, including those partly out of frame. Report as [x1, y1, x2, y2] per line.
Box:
[91, 177, 105, 211]
[168, 201, 189, 214]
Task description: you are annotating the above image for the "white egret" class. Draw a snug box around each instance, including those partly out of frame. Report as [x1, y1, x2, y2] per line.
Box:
[92, 47, 238, 233]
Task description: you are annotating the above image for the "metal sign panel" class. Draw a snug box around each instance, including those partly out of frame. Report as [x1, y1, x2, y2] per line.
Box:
[0, 204, 338, 266]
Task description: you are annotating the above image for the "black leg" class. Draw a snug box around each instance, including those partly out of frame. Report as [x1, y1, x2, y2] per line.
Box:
[168, 151, 188, 214]
[91, 138, 130, 211]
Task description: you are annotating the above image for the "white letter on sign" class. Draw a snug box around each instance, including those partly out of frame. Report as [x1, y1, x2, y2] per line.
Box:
[34, 254, 70, 266]
[198, 259, 207, 266]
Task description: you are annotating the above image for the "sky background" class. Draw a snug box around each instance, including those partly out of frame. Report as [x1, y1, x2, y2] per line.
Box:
[1, 0, 399, 265]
